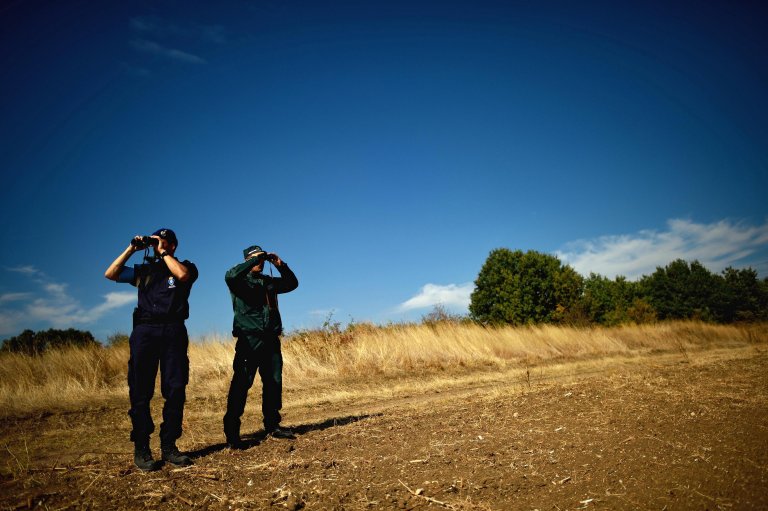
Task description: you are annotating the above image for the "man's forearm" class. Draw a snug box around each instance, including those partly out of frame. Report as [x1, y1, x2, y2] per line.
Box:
[225, 259, 259, 284]
[105, 246, 135, 281]
[275, 263, 299, 292]
[163, 254, 191, 281]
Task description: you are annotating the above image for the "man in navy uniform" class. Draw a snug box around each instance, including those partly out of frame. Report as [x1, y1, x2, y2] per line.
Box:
[105, 228, 198, 471]
[223, 245, 298, 448]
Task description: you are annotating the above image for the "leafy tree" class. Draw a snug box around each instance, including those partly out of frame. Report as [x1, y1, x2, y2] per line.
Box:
[469, 249, 583, 325]
[625, 297, 658, 324]
[107, 332, 130, 347]
[580, 273, 641, 325]
[1, 328, 99, 355]
[762, 277, 768, 317]
[639, 259, 724, 321]
[720, 267, 768, 322]
[421, 304, 467, 326]
[1, 329, 39, 355]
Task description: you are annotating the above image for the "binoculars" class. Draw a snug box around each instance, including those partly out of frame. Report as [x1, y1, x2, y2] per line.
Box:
[131, 236, 159, 249]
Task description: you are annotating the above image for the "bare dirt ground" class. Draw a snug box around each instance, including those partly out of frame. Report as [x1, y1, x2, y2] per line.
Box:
[2, 346, 767, 510]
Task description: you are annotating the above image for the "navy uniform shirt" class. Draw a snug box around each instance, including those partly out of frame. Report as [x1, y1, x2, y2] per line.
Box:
[118, 258, 198, 321]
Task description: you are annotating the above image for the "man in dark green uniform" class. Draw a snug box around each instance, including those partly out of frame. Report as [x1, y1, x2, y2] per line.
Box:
[223, 245, 299, 448]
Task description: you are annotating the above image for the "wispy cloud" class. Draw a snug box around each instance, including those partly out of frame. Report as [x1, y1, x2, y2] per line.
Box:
[0, 267, 135, 336]
[130, 39, 206, 64]
[130, 16, 227, 44]
[121, 62, 151, 77]
[7, 265, 39, 275]
[127, 15, 227, 67]
[556, 218, 768, 280]
[0, 292, 32, 303]
[309, 308, 338, 318]
[398, 283, 474, 312]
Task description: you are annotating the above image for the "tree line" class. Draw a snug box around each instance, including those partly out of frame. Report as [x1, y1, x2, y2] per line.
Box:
[0, 328, 100, 355]
[469, 249, 768, 326]
[3, 250, 766, 353]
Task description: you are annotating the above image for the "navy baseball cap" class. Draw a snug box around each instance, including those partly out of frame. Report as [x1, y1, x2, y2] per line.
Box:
[152, 228, 178, 246]
[244, 245, 263, 259]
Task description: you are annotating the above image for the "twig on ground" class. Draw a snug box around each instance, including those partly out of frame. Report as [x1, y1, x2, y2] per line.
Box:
[173, 492, 194, 506]
[693, 489, 717, 502]
[399, 479, 457, 510]
[5, 444, 26, 473]
[80, 473, 102, 496]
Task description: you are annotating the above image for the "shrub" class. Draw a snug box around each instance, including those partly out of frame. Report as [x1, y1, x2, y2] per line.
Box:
[1, 328, 99, 355]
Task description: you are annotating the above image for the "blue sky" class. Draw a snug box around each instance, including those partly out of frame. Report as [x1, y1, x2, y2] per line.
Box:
[1, 0, 766, 340]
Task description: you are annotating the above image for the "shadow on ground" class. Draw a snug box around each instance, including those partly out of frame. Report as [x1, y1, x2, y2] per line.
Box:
[187, 413, 382, 459]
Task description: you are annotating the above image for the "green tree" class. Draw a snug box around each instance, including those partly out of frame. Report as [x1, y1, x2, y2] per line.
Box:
[639, 259, 724, 321]
[1, 328, 99, 355]
[421, 304, 467, 326]
[720, 267, 767, 322]
[107, 332, 130, 347]
[469, 249, 583, 325]
[625, 297, 658, 324]
[580, 274, 641, 325]
[0, 329, 39, 355]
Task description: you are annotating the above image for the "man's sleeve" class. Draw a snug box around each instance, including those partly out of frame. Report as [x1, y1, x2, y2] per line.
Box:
[182, 261, 199, 284]
[274, 264, 298, 293]
[116, 265, 137, 286]
[225, 259, 259, 288]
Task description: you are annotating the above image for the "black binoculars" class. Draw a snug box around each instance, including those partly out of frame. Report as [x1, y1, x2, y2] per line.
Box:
[131, 236, 159, 249]
[256, 252, 277, 263]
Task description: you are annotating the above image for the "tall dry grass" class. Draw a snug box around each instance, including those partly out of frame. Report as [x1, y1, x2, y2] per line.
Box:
[1, 321, 765, 417]
[283, 320, 765, 378]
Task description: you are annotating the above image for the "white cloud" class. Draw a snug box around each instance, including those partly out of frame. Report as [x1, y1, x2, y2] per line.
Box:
[131, 39, 206, 64]
[0, 292, 32, 303]
[130, 16, 227, 44]
[398, 283, 474, 312]
[556, 218, 768, 280]
[67, 292, 137, 324]
[0, 268, 136, 335]
[309, 308, 337, 317]
[7, 265, 39, 275]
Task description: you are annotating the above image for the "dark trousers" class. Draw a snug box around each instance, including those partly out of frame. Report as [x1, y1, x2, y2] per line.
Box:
[127, 323, 189, 447]
[223, 335, 283, 439]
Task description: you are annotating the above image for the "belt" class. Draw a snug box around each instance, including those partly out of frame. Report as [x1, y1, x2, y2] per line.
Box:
[134, 316, 184, 326]
[133, 308, 184, 326]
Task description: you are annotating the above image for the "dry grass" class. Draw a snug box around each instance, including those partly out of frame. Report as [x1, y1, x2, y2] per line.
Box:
[1, 321, 765, 418]
[284, 320, 765, 378]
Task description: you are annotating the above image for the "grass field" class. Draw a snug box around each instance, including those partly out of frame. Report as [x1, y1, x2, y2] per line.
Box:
[2, 321, 767, 510]
[1, 321, 764, 417]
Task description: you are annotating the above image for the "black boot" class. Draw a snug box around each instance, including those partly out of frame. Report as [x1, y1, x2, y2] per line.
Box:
[226, 436, 247, 450]
[266, 425, 296, 439]
[134, 443, 160, 472]
[224, 419, 245, 449]
[161, 443, 192, 466]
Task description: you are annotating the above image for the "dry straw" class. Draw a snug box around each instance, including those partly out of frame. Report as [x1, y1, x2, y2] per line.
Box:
[1, 321, 764, 417]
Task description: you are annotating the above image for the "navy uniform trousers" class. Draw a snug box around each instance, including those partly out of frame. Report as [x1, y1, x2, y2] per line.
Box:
[223, 335, 283, 439]
[127, 322, 189, 446]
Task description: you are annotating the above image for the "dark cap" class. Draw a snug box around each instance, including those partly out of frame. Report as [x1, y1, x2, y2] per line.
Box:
[243, 245, 263, 259]
[152, 228, 178, 246]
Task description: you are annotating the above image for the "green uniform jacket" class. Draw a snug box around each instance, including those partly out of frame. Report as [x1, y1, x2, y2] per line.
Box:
[225, 259, 298, 339]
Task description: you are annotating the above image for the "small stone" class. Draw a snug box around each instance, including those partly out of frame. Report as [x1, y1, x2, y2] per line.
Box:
[285, 496, 302, 511]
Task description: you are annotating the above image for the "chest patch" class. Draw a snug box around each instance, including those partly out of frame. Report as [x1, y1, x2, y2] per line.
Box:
[168, 276, 176, 289]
